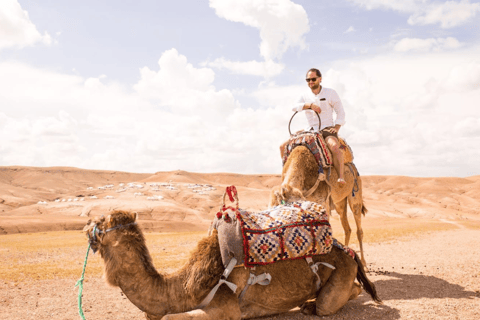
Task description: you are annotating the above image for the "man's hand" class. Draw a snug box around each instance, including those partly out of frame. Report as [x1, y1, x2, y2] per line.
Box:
[304, 103, 321, 114]
[324, 125, 341, 134]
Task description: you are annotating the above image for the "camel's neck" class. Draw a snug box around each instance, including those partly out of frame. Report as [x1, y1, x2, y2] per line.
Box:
[283, 146, 328, 195]
[99, 231, 199, 318]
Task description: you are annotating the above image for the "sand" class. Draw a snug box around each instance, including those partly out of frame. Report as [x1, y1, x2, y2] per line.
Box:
[1, 166, 479, 319]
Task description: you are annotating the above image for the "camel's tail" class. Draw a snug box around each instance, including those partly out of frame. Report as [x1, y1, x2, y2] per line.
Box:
[361, 203, 368, 216]
[354, 253, 382, 304]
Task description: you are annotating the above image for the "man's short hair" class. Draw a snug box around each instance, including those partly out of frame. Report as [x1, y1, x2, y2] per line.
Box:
[306, 68, 322, 78]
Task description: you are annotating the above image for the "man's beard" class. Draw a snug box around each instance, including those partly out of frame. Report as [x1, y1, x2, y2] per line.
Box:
[310, 83, 320, 90]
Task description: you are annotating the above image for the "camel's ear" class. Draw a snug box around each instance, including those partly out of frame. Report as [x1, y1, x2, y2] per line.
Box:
[82, 220, 91, 232]
[106, 214, 112, 226]
[273, 190, 281, 206]
[130, 211, 137, 222]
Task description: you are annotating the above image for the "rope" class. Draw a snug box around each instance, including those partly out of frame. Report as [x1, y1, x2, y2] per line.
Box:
[75, 226, 95, 320]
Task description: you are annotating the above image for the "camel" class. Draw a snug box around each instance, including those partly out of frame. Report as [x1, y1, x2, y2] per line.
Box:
[269, 145, 368, 266]
[83, 210, 381, 320]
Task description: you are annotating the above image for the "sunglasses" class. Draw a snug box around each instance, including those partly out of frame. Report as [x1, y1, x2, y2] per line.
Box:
[306, 77, 317, 82]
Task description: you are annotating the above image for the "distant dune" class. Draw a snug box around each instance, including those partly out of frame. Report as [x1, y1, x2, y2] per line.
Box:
[1, 166, 479, 234]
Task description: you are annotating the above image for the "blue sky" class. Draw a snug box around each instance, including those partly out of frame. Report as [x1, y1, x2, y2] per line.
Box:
[1, 0, 479, 177]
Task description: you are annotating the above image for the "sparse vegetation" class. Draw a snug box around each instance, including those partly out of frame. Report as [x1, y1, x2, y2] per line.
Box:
[0, 230, 206, 283]
[2, 218, 475, 283]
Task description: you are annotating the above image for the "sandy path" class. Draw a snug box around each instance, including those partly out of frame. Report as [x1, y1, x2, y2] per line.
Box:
[1, 228, 479, 320]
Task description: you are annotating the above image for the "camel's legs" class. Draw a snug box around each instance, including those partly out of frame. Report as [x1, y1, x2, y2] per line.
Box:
[160, 287, 241, 320]
[301, 250, 360, 316]
[347, 180, 366, 267]
[335, 198, 351, 246]
[314, 253, 359, 316]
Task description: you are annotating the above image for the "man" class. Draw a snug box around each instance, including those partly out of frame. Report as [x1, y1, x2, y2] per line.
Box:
[292, 68, 346, 186]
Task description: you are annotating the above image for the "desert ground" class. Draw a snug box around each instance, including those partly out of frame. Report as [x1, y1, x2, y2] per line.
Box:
[1, 166, 480, 319]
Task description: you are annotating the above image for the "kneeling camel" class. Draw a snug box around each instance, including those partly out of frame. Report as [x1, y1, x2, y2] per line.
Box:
[83, 210, 381, 319]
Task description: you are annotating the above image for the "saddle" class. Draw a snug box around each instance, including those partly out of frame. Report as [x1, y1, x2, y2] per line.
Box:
[282, 131, 354, 168]
[209, 186, 333, 268]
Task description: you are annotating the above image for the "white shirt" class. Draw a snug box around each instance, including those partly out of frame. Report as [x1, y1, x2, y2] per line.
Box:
[292, 87, 346, 131]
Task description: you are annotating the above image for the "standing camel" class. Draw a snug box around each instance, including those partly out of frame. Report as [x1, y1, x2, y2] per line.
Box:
[269, 145, 368, 266]
[83, 210, 380, 320]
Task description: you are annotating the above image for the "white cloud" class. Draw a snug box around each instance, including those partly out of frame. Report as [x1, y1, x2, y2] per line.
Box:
[203, 58, 284, 78]
[347, 0, 480, 28]
[0, 49, 291, 174]
[318, 47, 480, 176]
[408, 0, 480, 28]
[393, 37, 463, 52]
[345, 26, 356, 33]
[0, 0, 52, 50]
[444, 61, 480, 91]
[209, 0, 309, 60]
[134, 48, 237, 119]
[346, 0, 425, 12]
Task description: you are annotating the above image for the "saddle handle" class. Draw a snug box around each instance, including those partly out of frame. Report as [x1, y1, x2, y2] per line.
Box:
[221, 185, 239, 208]
[288, 109, 321, 136]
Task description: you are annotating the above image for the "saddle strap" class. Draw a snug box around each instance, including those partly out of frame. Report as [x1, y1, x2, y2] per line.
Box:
[239, 272, 272, 301]
[197, 257, 238, 309]
[305, 257, 336, 291]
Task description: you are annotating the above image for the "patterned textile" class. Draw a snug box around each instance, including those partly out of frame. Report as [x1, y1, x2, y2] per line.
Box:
[282, 131, 332, 167]
[282, 132, 355, 169]
[339, 137, 354, 163]
[332, 238, 355, 259]
[237, 201, 333, 267]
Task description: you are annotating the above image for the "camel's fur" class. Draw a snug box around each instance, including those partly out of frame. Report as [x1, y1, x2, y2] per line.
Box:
[270, 145, 368, 266]
[84, 210, 380, 320]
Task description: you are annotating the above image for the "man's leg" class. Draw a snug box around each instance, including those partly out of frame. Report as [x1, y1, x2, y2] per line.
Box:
[325, 136, 345, 186]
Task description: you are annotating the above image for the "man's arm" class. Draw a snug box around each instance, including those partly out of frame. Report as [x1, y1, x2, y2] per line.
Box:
[304, 102, 321, 114]
[331, 90, 345, 126]
[293, 95, 321, 113]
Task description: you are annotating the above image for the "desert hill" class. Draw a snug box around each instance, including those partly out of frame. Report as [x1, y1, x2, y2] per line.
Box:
[1, 166, 479, 235]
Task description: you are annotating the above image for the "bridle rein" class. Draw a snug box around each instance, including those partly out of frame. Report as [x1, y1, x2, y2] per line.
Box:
[87, 222, 137, 253]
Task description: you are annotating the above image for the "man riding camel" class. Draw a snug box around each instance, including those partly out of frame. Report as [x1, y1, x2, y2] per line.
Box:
[289, 68, 347, 186]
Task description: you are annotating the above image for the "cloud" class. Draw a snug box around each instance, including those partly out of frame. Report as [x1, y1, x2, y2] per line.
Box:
[0, 0, 52, 50]
[444, 61, 480, 91]
[345, 26, 356, 33]
[133, 48, 237, 119]
[393, 37, 463, 52]
[318, 47, 480, 176]
[209, 0, 309, 60]
[346, 0, 418, 12]
[202, 58, 284, 78]
[408, 0, 480, 28]
[346, 0, 480, 28]
[0, 49, 291, 174]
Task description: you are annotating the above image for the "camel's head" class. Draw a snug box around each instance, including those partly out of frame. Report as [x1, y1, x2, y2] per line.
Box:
[269, 184, 306, 207]
[83, 210, 137, 253]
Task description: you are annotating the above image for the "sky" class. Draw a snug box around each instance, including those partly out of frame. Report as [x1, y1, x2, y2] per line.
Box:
[1, 0, 479, 177]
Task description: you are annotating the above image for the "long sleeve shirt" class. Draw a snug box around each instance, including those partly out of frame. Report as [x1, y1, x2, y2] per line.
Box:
[292, 87, 346, 131]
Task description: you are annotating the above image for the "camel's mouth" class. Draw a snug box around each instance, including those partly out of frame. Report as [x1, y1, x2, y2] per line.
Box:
[83, 216, 108, 253]
[83, 213, 138, 254]
[84, 221, 102, 253]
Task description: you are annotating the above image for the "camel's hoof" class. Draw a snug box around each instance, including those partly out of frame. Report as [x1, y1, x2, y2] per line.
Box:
[300, 301, 316, 315]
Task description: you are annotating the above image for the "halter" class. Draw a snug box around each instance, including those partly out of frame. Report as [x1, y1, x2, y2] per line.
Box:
[87, 222, 137, 253]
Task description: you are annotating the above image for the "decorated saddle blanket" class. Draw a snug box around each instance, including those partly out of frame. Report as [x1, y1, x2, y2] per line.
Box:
[209, 201, 333, 268]
[332, 238, 355, 259]
[281, 131, 354, 168]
